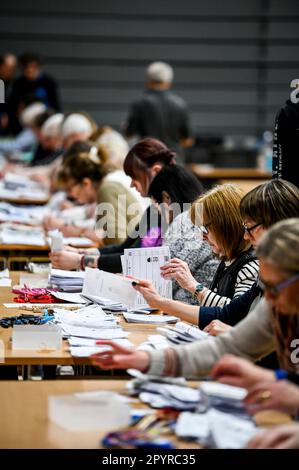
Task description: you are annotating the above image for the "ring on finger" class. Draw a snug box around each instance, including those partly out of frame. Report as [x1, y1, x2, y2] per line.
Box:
[259, 390, 272, 401]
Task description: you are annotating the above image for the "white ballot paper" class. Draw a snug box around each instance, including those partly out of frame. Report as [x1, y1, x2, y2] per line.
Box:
[207, 409, 258, 449]
[82, 267, 138, 308]
[123, 313, 178, 324]
[48, 229, 64, 252]
[122, 246, 172, 307]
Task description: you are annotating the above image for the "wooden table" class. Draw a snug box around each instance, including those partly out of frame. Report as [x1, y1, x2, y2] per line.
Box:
[0, 379, 200, 449]
[188, 164, 272, 193]
[0, 272, 159, 367]
[0, 379, 290, 449]
[0, 241, 97, 270]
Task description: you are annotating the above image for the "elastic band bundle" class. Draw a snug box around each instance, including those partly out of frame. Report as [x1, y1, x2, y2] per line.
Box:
[12, 285, 58, 304]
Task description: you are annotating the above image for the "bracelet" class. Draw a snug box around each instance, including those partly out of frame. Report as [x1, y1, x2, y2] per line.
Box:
[80, 255, 85, 271]
[274, 369, 288, 380]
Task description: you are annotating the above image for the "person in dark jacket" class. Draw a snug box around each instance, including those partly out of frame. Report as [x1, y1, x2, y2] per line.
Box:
[124, 61, 193, 163]
[272, 97, 299, 187]
[7, 53, 61, 135]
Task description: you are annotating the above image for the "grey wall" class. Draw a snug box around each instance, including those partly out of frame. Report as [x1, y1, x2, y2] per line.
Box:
[1, 0, 299, 137]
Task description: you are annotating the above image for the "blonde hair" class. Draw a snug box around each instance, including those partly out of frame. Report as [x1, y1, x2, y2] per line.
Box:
[256, 218, 299, 273]
[191, 184, 250, 260]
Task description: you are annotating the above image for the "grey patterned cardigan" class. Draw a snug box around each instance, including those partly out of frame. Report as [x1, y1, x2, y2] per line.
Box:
[162, 211, 219, 303]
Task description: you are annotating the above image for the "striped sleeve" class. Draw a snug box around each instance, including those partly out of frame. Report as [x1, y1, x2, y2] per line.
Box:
[200, 259, 259, 308]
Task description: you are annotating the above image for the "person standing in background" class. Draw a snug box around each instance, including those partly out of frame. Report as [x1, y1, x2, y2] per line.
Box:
[124, 61, 193, 163]
[6, 53, 61, 135]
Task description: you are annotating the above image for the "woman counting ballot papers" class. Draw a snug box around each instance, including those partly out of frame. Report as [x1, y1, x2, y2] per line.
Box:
[116, 180, 299, 335]
[91, 218, 299, 427]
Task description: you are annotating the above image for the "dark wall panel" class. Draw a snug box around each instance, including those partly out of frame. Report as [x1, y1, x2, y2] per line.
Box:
[1, 0, 299, 137]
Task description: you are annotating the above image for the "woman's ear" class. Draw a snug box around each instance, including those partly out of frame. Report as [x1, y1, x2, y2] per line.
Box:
[151, 163, 163, 176]
[161, 190, 172, 205]
[82, 177, 92, 188]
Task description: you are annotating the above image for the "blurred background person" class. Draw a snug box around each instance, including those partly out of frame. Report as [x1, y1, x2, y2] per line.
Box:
[124, 61, 193, 163]
[6, 52, 61, 135]
[0, 101, 45, 160]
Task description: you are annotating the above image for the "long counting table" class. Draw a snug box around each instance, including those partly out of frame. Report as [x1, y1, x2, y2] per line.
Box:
[0, 272, 159, 367]
[0, 379, 291, 449]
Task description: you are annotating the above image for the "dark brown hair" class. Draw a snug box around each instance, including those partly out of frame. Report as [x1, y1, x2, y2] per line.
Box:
[240, 179, 299, 228]
[123, 138, 176, 182]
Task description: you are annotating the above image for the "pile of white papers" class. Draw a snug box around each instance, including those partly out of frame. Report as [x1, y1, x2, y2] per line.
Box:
[52, 304, 130, 357]
[0, 223, 46, 246]
[0, 185, 49, 202]
[123, 312, 178, 324]
[51, 292, 87, 304]
[69, 338, 133, 357]
[175, 408, 258, 449]
[82, 293, 126, 312]
[49, 269, 85, 292]
[0, 202, 48, 225]
[156, 321, 210, 345]
[122, 246, 172, 308]
[127, 377, 199, 411]
[3, 172, 44, 190]
[0, 173, 49, 202]
[199, 382, 248, 418]
[54, 305, 116, 330]
[137, 334, 170, 352]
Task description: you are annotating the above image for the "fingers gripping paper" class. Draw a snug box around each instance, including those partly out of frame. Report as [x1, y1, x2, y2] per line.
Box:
[123, 246, 172, 307]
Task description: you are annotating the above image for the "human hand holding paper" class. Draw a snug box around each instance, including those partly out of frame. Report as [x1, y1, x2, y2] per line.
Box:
[91, 340, 150, 371]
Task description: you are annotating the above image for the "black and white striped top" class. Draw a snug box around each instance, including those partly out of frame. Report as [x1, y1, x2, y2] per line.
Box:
[200, 258, 259, 308]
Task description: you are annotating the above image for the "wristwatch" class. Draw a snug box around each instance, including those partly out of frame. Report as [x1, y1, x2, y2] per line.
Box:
[193, 283, 205, 299]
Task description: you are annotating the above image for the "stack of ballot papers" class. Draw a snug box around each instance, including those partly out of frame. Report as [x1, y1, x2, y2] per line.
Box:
[0, 223, 46, 246]
[175, 382, 257, 448]
[49, 269, 85, 292]
[68, 338, 133, 357]
[52, 304, 130, 357]
[199, 381, 248, 418]
[0, 173, 49, 202]
[175, 408, 258, 449]
[123, 312, 178, 324]
[0, 184, 49, 202]
[156, 321, 210, 344]
[81, 294, 127, 312]
[127, 376, 199, 411]
[3, 172, 44, 190]
[137, 334, 170, 351]
[121, 246, 172, 308]
[0, 202, 48, 225]
[51, 292, 87, 304]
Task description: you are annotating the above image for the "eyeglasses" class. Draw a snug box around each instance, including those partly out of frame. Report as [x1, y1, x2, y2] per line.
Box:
[258, 272, 299, 297]
[199, 223, 211, 235]
[243, 222, 262, 235]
